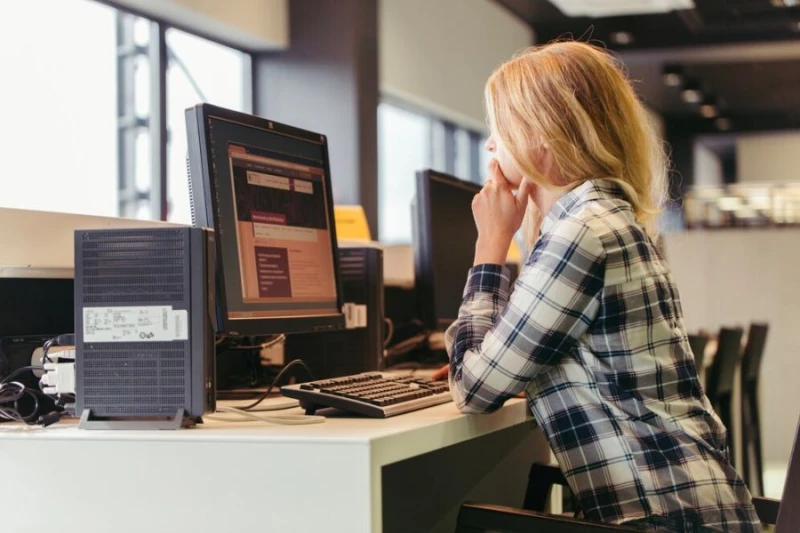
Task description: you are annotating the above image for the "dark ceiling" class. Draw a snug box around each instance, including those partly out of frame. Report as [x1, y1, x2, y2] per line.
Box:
[493, 0, 800, 135]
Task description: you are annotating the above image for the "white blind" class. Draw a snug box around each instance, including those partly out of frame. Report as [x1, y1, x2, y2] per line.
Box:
[108, 0, 288, 50]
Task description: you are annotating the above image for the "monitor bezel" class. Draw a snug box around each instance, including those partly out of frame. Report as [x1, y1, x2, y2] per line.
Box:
[186, 103, 345, 336]
[412, 169, 482, 331]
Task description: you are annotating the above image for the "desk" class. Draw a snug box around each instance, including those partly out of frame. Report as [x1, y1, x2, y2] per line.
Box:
[0, 399, 545, 533]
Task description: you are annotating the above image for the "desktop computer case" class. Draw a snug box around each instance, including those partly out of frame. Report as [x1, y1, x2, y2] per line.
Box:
[74, 227, 216, 420]
[285, 245, 384, 379]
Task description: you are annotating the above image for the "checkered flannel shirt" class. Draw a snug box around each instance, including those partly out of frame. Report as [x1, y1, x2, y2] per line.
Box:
[445, 179, 762, 532]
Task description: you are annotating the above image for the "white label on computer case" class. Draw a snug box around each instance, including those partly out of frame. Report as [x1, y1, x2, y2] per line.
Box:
[83, 306, 189, 343]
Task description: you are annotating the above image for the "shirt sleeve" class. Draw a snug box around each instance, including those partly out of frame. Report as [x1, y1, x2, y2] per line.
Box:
[444, 218, 606, 414]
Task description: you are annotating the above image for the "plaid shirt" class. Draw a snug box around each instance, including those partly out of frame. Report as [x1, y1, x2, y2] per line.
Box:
[445, 179, 761, 532]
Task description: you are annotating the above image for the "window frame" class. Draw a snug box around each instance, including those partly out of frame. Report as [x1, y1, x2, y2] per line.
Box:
[98, 0, 255, 221]
[378, 95, 488, 184]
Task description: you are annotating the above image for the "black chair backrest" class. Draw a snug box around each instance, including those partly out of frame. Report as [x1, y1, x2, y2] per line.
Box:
[741, 323, 769, 384]
[687, 333, 709, 372]
[706, 327, 743, 399]
[777, 419, 800, 532]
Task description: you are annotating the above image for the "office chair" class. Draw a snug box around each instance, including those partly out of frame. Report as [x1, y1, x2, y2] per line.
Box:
[705, 326, 744, 466]
[456, 419, 800, 532]
[741, 323, 769, 496]
[687, 333, 709, 383]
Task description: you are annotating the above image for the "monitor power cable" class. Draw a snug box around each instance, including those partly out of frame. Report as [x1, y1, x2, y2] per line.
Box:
[207, 359, 325, 426]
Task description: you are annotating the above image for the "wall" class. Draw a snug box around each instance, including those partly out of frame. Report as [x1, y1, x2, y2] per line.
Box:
[694, 143, 724, 187]
[644, 106, 665, 141]
[379, 0, 534, 131]
[663, 229, 800, 478]
[108, 0, 288, 50]
[737, 131, 800, 183]
[255, 0, 379, 236]
[0, 207, 178, 272]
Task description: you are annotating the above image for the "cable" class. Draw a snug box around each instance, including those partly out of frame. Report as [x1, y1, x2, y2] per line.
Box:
[1, 332, 75, 426]
[41, 339, 56, 365]
[208, 405, 325, 426]
[0, 381, 41, 423]
[249, 399, 301, 411]
[227, 334, 286, 351]
[1, 366, 43, 385]
[383, 318, 395, 348]
[237, 359, 314, 411]
[39, 334, 75, 367]
[383, 332, 429, 359]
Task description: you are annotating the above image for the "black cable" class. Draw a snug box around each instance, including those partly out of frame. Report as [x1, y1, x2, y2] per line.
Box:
[41, 339, 56, 364]
[227, 334, 286, 351]
[16, 389, 40, 423]
[0, 382, 25, 403]
[1, 366, 43, 385]
[41, 334, 75, 365]
[0, 382, 41, 423]
[238, 359, 314, 412]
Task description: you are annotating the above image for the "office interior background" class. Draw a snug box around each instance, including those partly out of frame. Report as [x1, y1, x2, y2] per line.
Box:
[1, 0, 798, 503]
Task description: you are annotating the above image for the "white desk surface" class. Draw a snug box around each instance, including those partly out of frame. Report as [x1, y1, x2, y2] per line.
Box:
[0, 397, 530, 468]
[1, 398, 536, 533]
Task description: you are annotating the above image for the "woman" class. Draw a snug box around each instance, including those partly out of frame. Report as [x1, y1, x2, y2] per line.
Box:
[442, 41, 761, 533]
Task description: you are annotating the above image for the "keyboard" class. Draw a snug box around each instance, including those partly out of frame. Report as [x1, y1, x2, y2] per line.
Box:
[280, 372, 452, 418]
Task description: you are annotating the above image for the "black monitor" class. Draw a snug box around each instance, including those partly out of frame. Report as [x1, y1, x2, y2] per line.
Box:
[185, 104, 345, 336]
[412, 169, 482, 331]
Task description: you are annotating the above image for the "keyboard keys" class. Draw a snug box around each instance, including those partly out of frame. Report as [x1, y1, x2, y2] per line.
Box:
[282, 372, 452, 417]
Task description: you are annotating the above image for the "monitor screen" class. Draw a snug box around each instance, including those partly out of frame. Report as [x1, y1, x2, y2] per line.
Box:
[413, 170, 481, 330]
[186, 104, 344, 336]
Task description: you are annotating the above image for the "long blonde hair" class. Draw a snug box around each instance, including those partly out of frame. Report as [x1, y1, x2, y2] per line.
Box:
[485, 41, 668, 247]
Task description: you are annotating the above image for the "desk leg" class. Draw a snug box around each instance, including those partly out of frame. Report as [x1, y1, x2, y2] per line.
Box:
[381, 423, 548, 533]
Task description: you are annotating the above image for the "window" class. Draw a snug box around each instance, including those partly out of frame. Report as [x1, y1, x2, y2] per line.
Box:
[378, 103, 431, 244]
[0, 0, 251, 222]
[0, 0, 118, 216]
[454, 129, 472, 180]
[479, 134, 491, 183]
[378, 101, 488, 243]
[166, 29, 249, 224]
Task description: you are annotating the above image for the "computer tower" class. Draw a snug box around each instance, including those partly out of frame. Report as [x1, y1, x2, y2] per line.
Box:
[74, 227, 216, 428]
[284, 244, 384, 379]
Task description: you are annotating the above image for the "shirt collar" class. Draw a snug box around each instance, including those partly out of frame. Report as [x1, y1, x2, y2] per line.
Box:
[540, 178, 628, 236]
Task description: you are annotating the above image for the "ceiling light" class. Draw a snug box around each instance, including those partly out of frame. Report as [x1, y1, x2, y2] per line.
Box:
[681, 82, 703, 104]
[715, 117, 733, 131]
[699, 97, 718, 118]
[773, 0, 800, 7]
[610, 31, 634, 45]
[662, 65, 683, 87]
[699, 104, 718, 118]
[549, 0, 695, 18]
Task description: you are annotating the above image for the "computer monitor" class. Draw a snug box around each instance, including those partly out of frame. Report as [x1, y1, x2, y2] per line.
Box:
[412, 169, 482, 331]
[185, 104, 345, 336]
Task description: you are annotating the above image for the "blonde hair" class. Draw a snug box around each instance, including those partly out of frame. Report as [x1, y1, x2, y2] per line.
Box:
[485, 41, 668, 246]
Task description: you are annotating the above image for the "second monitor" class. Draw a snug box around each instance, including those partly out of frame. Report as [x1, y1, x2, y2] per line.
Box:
[413, 170, 481, 332]
[412, 169, 520, 332]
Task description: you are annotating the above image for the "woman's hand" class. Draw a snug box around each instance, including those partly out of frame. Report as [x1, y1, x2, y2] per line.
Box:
[473, 160, 534, 265]
[431, 364, 449, 381]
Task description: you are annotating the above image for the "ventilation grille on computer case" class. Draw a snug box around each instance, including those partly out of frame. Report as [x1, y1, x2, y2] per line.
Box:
[78, 229, 189, 415]
[186, 156, 197, 228]
[338, 248, 368, 301]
